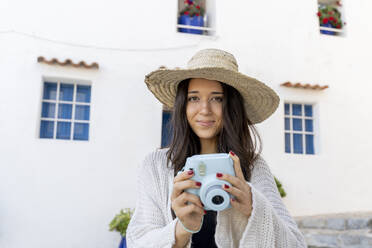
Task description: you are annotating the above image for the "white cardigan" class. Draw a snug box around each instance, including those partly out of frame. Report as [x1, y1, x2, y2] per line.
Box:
[126, 149, 307, 248]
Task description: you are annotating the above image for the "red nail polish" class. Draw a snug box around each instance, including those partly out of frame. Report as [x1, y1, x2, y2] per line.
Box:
[216, 173, 223, 178]
[187, 170, 194, 175]
[224, 184, 230, 189]
[196, 182, 202, 186]
[204, 210, 207, 214]
[230, 151, 235, 156]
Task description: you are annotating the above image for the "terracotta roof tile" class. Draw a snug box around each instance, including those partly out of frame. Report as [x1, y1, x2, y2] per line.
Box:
[37, 56, 99, 69]
[280, 81, 329, 90]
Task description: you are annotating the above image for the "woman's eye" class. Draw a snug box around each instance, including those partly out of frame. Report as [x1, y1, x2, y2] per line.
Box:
[188, 96, 199, 102]
[211, 96, 223, 103]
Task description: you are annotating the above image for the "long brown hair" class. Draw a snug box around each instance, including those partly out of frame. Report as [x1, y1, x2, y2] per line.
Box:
[166, 79, 262, 181]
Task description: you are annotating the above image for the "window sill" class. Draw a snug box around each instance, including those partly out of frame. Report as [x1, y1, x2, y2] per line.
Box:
[176, 24, 218, 39]
[319, 26, 345, 36]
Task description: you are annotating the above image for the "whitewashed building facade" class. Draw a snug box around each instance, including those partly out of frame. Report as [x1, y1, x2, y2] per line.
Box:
[1, 0, 371, 247]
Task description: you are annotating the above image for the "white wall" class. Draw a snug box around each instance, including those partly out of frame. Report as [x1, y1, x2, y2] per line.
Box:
[1, 0, 372, 247]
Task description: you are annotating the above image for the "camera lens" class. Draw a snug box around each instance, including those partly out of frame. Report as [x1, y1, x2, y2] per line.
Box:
[212, 195, 224, 205]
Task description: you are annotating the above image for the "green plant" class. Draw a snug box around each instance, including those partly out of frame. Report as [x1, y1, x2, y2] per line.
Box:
[180, 0, 205, 17]
[274, 177, 287, 198]
[317, 4, 343, 29]
[109, 208, 134, 237]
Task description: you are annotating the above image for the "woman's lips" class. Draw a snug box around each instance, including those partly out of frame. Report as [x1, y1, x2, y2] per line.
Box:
[197, 121, 215, 127]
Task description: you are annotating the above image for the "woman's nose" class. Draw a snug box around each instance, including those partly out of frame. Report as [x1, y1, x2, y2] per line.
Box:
[199, 100, 212, 114]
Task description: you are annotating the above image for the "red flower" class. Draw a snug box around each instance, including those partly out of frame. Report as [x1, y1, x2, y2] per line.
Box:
[336, 24, 341, 29]
[184, 11, 189, 15]
[196, 5, 200, 9]
[322, 18, 329, 24]
[196, 13, 199, 16]
[317, 12, 322, 17]
[328, 11, 333, 15]
[329, 17, 335, 21]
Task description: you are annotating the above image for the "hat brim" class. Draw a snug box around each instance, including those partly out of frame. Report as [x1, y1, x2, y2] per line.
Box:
[145, 67, 279, 124]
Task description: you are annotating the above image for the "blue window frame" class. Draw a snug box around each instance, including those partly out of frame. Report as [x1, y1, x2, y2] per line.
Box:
[40, 81, 91, 141]
[284, 103, 315, 155]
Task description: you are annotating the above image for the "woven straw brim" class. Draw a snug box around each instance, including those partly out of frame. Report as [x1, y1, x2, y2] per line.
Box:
[145, 67, 279, 124]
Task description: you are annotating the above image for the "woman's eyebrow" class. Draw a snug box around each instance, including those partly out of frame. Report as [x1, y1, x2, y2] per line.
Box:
[187, 91, 223, 94]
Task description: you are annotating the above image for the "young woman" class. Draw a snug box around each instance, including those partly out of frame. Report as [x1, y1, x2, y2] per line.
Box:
[126, 49, 307, 248]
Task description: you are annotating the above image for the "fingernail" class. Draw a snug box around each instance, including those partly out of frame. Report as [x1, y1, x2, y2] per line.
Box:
[230, 151, 235, 156]
[224, 184, 230, 189]
[188, 170, 194, 175]
[216, 173, 223, 178]
[196, 182, 202, 186]
[204, 210, 207, 214]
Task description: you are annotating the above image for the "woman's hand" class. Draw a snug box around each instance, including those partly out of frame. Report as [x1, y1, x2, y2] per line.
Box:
[171, 169, 206, 232]
[217, 151, 253, 217]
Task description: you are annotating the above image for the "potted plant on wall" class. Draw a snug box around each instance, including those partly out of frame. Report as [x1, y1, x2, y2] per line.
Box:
[109, 208, 133, 248]
[178, 0, 205, 35]
[317, 3, 343, 35]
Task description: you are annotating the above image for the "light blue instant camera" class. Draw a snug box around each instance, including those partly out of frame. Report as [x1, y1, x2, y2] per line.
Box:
[178, 153, 235, 211]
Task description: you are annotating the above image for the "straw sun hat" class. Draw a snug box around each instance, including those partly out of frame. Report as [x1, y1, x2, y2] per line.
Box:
[145, 48, 279, 124]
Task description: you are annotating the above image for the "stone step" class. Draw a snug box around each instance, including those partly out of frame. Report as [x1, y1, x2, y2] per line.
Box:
[301, 228, 372, 248]
[295, 212, 372, 231]
[294, 212, 372, 248]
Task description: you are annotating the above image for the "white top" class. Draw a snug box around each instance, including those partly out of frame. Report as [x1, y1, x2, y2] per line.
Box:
[126, 148, 307, 247]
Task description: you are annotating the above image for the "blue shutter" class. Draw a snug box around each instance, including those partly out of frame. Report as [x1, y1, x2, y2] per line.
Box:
[56, 122, 71, 139]
[76, 85, 91, 103]
[43, 82, 57, 100]
[292, 118, 302, 131]
[284, 103, 290, 115]
[161, 111, 172, 148]
[305, 104, 313, 117]
[41, 102, 56, 118]
[305, 119, 313, 132]
[293, 134, 303, 154]
[40, 82, 57, 138]
[285, 133, 291, 153]
[58, 104, 73, 119]
[40, 121, 54, 138]
[285, 118, 290, 130]
[75, 105, 90, 120]
[74, 123, 89, 140]
[292, 104, 302, 116]
[306, 135, 314, 154]
[59, 83, 74, 101]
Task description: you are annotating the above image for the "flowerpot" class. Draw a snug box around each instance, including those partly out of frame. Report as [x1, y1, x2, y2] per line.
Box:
[178, 14, 204, 35]
[119, 236, 127, 248]
[320, 22, 335, 35]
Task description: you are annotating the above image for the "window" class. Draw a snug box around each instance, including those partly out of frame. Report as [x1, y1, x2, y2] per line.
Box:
[161, 110, 173, 148]
[40, 80, 91, 141]
[284, 103, 315, 155]
[177, 0, 216, 36]
[317, 0, 345, 36]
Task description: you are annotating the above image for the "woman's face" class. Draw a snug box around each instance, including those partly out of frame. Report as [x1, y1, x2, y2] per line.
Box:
[186, 78, 223, 142]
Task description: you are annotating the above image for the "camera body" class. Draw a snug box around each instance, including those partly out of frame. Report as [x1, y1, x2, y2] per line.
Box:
[178, 153, 235, 211]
